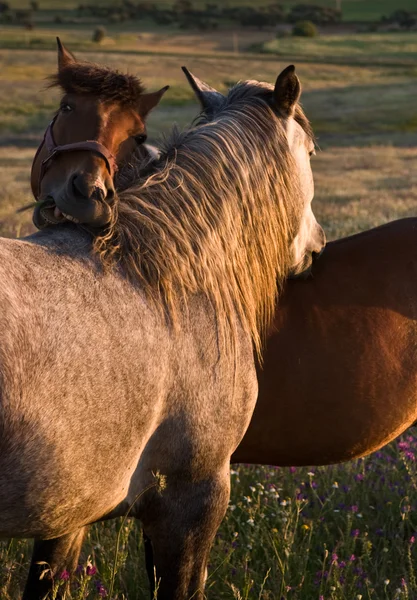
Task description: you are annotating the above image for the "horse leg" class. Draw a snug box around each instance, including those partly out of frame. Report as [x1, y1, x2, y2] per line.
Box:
[143, 531, 156, 597]
[142, 471, 230, 600]
[22, 527, 86, 600]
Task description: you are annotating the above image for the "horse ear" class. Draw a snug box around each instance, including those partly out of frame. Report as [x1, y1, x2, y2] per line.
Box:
[138, 86, 169, 118]
[57, 37, 76, 70]
[181, 66, 224, 114]
[273, 65, 301, 117]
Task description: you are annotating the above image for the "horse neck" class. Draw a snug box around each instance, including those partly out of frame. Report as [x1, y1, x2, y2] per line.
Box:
[107, 110, 297, 355]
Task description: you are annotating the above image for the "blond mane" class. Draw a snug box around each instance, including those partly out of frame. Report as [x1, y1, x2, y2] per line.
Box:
[94, 82, 308, 354]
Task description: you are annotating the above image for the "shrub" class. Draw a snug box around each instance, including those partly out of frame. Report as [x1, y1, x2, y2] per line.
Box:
[386, 10, 417, 29]
[265, 2, 285, 22]
[152, 11, 174, 25]
[92, 25, 106, 43]
[15, 9, 32, 23]
[292, 20, 318, 37]
[173, 0, 192, 14]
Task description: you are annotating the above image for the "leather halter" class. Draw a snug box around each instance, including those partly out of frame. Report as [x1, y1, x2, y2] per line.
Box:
[33, 113, 118, 199]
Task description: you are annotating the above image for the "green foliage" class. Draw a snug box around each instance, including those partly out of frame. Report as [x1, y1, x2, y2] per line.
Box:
[384, 10, 417, 30]
[288, 4, 341, 25]
[173, 0, 193, 14]
[292, 20, 318, 37]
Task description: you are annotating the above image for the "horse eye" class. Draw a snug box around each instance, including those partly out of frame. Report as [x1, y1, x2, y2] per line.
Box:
[309, 149, 316, 157]
[135, 134, 147, 145]
[60, 104, 73, 113]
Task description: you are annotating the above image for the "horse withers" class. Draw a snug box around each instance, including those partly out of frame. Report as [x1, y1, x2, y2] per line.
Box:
[233, 217, 417, 466]
[1, 63, 323, 600]
[31, 38, 168, 229]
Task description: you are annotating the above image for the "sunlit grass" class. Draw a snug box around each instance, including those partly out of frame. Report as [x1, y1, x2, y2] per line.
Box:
[262, 32, 417, 66]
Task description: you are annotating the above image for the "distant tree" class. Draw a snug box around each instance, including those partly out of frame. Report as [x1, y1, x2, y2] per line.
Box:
[153, 11, 174, 25]
[288, 4, 341, 24]
[265, 3, 285, 24]
[173, 0, 192, 14]
[0, 1, 9, 12]
[15, 9, 32, 23]
[137, 2, 156, 14]
[92, 25, 106, 43]
[30, 1, 39, 10]
[243, 11, 271, 29]
[387, 10, 417, 29]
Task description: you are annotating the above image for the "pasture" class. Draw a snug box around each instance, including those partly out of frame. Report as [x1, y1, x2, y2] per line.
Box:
[0, 9, 417, 600]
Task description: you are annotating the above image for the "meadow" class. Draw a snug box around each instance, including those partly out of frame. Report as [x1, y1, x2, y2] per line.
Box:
[1, 6, 417, 599]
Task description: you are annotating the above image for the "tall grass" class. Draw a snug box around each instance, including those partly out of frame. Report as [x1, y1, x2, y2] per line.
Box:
[2, 434, 417, 598]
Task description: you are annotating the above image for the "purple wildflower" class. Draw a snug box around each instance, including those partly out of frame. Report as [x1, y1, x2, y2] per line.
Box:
[95, 581, 108, 597]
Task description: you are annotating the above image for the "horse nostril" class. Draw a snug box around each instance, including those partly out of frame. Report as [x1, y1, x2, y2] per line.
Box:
[71, 174, 92, 199]
[92, 186, 105, 202]
[71, 174, 106, 202]
[312, 246, 325, 261]
[105, 184, 115, 202]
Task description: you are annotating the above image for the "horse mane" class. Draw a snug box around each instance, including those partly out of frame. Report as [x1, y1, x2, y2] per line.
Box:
[94, 81, 311, 354]
[48, 63, 145, 107]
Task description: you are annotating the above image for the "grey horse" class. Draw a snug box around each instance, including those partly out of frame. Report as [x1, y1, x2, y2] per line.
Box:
[2, 66, 324, 600]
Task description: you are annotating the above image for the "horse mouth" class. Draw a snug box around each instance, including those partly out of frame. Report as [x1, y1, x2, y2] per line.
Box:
[33, 197, 80, 229]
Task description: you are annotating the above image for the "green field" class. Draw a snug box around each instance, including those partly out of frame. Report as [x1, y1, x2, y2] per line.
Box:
[0, 18, 417, 600]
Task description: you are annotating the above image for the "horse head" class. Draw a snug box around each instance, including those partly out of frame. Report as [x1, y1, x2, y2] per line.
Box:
[182, 65, 326, 277]
[31, 38, 168, 228]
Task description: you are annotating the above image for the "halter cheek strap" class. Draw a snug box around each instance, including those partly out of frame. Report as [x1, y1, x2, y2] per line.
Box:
[34, 114, 118, 200]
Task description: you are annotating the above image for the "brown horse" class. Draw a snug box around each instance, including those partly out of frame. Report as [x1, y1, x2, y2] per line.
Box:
[31, 38, 168, 229]
[233, 217, 417, 466]
[3, 62, 324, 600]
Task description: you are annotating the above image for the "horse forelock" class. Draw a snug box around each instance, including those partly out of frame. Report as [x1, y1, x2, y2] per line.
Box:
[94, 81, 307, 355]
[48, 63, 145, 107]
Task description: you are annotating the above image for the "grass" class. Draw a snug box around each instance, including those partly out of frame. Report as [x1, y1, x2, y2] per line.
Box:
[261, 32, 417, 67]
[0, 23, 417, 600]
[3, 436, 417, 599]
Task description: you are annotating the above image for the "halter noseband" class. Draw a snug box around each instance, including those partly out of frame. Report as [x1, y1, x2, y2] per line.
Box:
[33, 114, 118, 199]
